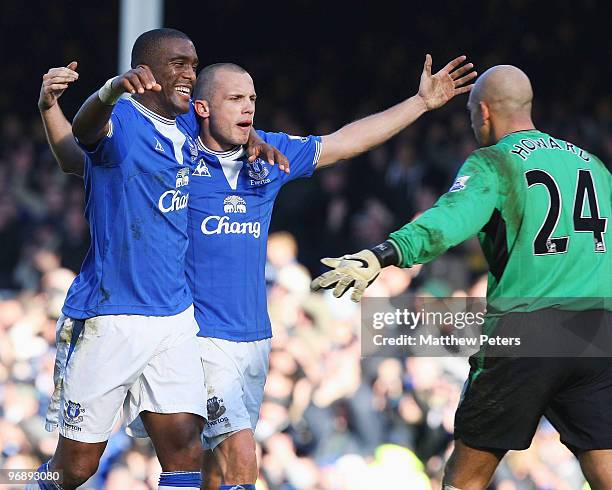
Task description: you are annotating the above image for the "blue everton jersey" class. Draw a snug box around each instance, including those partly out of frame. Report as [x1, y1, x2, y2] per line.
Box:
[63, 98, 200, 319]
[187, 131, 322, 341]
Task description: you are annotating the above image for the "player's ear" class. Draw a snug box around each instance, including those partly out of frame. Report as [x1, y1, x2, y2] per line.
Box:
[479, 101, 490, 123]
[194, 99, 210, 119]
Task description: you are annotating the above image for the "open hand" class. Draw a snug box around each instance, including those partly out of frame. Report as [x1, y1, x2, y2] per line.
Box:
[418, 54, 476, 110]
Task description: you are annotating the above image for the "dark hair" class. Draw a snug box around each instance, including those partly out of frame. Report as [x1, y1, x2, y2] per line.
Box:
[194, 63, 248, 100]
[131, 28, 191, 68]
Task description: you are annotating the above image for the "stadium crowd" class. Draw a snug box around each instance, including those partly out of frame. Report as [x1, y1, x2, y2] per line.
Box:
[1, 92, 607, 488]
[1, 0, 611, 487]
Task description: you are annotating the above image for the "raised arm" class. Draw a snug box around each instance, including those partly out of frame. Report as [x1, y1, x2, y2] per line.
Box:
[72, 66, 160, 145]
[317, 54, 476, 168]
[38, 62, 84, 176]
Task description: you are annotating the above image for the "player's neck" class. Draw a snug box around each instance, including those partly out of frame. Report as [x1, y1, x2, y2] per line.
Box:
[132, 94, 176, 120]
[495, 119, 536, 143]
[199, 132, 239, 152]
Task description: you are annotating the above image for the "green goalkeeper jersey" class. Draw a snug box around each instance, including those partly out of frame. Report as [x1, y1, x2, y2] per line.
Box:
[389, 129, 611, 312]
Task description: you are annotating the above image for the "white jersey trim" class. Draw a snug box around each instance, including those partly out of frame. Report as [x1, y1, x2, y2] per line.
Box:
[129, 98, 176, 126]
[128, 98, 187, 165]
[196, 136, 242, 158]
[313, 139, 322, 167]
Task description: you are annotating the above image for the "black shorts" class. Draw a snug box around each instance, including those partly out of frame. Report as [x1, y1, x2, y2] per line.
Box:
[454, 309, 612, 454]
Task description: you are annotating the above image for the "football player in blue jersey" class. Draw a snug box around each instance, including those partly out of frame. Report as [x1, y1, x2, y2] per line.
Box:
[38, 59, 286, 490]
[189, 58, 474, 490]
[40, 54, 475, 490]
[35, 29, 209, 490]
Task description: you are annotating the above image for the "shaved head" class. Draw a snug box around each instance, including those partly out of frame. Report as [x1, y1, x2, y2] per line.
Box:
[470, 65, 533, 115]
[468, 65, 536, 146]
[193, 63, 256, 150]
[194, 63, 249, 101]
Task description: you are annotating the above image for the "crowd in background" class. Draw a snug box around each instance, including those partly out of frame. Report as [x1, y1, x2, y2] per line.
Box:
[0, 226, 592, 490]
[1, 0, 611, 487]
[1, 99, 607, 489]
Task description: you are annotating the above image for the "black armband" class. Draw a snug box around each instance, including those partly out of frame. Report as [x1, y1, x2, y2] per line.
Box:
[370, 240, 400, 267]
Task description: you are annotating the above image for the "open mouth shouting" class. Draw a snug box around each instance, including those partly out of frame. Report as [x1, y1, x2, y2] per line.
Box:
[236, 119, 253, 133]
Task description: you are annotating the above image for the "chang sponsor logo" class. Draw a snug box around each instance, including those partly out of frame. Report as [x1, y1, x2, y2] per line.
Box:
[201, 195, 261, 237]
[175, 167, 190, 188]
[223, 195, 247, 213]
[201, 216, 260, 238]
[158, 190, 189, 213]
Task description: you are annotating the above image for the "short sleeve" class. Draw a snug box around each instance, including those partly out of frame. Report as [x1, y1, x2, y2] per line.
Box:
[259, 131, 322, 183]
[76, 99, 134, 167]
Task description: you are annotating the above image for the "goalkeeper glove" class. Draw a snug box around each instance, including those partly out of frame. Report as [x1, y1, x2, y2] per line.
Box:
[311, 241, 401, 302]
[310, 249, 382, 302]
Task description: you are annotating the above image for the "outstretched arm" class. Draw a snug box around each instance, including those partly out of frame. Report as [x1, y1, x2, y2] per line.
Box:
[38, 62, 84, 176]
[311, 153, 498, 301]
[72, 66, 160, 146]
[317, 54, 476, 168]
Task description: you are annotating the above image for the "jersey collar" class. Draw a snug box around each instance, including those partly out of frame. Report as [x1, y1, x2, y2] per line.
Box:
[196, 136, 243, 159]
[500, 129, 541, 141]
[129, 98, 176, 126]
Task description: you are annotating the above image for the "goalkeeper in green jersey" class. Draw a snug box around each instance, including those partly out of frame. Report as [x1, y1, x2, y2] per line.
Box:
[312, 65, 612, 489]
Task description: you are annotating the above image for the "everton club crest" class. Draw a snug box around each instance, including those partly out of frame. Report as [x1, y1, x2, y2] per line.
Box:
[64, 400, 85, 425]
[206, 396, 227, 421]
[247, 159, 270, 181]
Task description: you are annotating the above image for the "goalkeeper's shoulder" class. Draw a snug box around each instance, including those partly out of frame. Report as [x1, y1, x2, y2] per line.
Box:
[461, 145, 506, 173]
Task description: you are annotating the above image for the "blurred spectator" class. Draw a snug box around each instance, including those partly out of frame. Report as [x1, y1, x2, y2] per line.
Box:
[2, 3, 609, 485]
